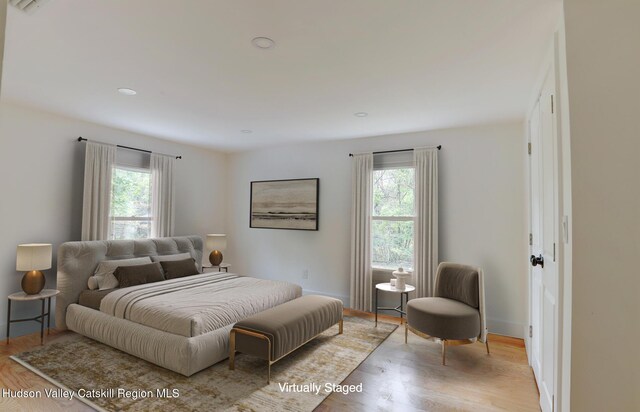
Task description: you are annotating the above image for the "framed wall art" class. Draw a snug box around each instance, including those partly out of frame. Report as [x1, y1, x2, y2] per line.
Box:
[250, 178, 319, 231]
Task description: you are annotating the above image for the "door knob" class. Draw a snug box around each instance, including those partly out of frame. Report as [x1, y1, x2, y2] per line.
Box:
[530, 254, 544, 268]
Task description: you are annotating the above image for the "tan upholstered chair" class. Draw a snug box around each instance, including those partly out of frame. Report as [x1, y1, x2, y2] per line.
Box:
[405, 262, 489, 365]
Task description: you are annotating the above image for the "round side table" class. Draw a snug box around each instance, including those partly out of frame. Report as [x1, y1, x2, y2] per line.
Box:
[375, 283, 415, 326]
[6, 289, 60, 345]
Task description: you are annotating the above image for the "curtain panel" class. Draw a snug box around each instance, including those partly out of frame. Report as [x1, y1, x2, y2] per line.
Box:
[413, 148, 439, 298]
[349, 153, 374, 311]
[81, 141, 116, 241]
[151, 153, 176, 238]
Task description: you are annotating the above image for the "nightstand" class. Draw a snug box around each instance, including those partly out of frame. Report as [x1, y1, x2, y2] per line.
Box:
[202, 263, 231, 273]
[6, 289, 59, 345]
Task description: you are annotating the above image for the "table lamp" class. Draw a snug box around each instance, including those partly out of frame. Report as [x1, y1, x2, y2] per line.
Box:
[16, 243, 52, 295]
[206, 234, 227, 267]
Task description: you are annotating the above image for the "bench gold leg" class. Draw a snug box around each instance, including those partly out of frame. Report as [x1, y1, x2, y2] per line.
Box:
[339, 319, 343, 335]
[442, 340, 447, 365]
[267, 336, 272, 384]
[229, 329, 236, 370]
[485, 335, 490, 354]
[405, 322, 408, 343]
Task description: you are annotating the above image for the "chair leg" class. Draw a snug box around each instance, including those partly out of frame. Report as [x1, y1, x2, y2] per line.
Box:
[485, 335, 490, 355]
[442, 340, 447, 365]
[404, 323, 408, 343]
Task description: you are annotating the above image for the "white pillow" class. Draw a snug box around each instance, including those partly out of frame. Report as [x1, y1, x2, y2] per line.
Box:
[87, 276, 99, 290]
[151, 253, 191, 263]
[87, 257, 153, 291]
[99, 272, 120, 290]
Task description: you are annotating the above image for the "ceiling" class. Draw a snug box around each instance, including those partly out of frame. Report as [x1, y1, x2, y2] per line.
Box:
[2, 0, 562, 152]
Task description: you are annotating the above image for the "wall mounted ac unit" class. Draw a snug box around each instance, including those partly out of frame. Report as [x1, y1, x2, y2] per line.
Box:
[9, 0, 51, 14]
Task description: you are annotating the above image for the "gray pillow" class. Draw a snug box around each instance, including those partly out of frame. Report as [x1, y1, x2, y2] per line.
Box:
[151, 252, 191, 263]
[160, 258, 200, 280]
[89, 257, 153, 290]
[114, 262, 165, 288]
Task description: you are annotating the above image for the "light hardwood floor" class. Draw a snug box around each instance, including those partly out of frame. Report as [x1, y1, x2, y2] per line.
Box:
[0, 311, 539, 412]
[318, 310, 540, 411]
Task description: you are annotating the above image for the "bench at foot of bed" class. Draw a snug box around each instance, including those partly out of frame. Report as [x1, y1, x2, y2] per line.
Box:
[229, 295, 343, 383]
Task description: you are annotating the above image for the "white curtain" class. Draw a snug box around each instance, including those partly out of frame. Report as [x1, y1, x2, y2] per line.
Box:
[414, 148, 439, 298]
[349, 153, 374, 311]
[151, 153, 176, 238]
[81, 141, 116, 241]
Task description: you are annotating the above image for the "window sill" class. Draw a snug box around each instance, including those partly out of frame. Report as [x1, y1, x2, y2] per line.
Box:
[372, 267, 414, 273]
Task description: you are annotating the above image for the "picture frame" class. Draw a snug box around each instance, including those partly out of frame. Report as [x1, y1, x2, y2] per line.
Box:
[250, 178, 319, 231]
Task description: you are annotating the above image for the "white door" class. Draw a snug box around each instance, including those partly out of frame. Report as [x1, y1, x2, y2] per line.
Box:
[529, 67, 558, 412]
[529, 98, 542, 382]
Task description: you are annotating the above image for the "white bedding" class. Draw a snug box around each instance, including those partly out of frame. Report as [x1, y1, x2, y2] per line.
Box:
[100, 272, 302, 337]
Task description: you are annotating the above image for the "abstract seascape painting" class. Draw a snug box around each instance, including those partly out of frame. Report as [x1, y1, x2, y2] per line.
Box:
[250, 178, 319, 230]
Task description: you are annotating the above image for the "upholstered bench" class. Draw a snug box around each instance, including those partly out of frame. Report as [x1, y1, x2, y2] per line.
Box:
[229, 295, 343, 383]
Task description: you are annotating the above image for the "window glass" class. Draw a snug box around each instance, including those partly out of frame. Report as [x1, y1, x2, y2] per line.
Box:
[372, 167, 415, 270]
[110, 167, 152, 240]
[372, 220, 414, 270]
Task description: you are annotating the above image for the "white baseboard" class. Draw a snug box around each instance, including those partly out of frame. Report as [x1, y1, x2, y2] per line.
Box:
[302, 289, 349, 307]
[487, 318, 524, 339]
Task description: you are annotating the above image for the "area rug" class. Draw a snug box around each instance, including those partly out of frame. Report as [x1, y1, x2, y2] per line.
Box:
[11, 316, 396, 412]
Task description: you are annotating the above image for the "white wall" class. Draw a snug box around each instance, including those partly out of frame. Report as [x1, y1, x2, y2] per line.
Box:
[0, 0, 6, 96]
[563, 1, 640, 411]
[226, 122, 527, 337]
[555, 22, 573, 412]
[0, 102, 227, 338]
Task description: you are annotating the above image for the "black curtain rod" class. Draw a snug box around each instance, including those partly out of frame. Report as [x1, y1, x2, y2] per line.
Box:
[77, 137, 182, 159]
[348, 146, 441, 157]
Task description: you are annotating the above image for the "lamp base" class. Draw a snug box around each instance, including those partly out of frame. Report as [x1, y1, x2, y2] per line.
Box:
[22, 270, 45, 295]
[209, 250, 223, 267]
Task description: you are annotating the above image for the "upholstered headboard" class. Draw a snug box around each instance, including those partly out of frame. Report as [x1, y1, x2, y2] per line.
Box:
[55, 236, 203, 330]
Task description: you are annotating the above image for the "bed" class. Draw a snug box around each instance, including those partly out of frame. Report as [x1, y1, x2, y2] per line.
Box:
[55, 236, 302, 376]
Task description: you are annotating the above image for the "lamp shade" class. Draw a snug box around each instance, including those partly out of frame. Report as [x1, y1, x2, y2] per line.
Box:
[16, 243, 52, 271]
[206, 234, 227, 251]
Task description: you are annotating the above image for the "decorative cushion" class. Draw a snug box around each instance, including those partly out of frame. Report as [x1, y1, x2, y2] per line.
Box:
[87, 276, 99, 291]
[151, 252, 191, 263]
[407, 297, 480, 340]
[161, 258, 200, 280]
[99, 272, 120, 290]
[90, 257, 152, 290]
[114, 262, 165, 288]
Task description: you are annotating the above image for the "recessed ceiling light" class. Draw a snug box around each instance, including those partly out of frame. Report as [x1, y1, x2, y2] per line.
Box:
[354, 112, 368, 117]
[241, 130, 253, 134]
[118, 88, 137, 96]
[251, 37, 275, 49]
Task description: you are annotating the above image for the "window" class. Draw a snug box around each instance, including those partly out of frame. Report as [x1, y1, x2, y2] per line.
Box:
[372, 167, 415, 270]
[110, 166, 152, 240]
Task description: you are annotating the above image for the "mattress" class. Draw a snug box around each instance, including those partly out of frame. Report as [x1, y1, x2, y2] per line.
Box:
[100, 272, 302, 337]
